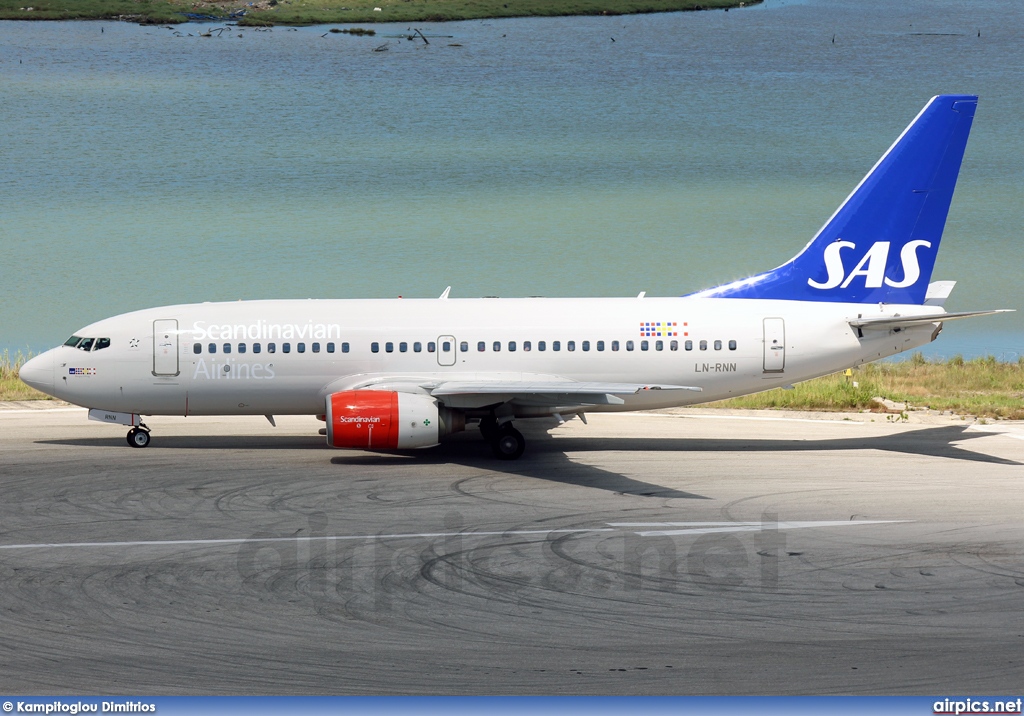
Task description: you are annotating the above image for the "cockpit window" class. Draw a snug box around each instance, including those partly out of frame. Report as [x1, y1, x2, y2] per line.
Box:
[64, 335, 82, 347]
[93, 338, 111, 351]
[77, 338, 95, 351]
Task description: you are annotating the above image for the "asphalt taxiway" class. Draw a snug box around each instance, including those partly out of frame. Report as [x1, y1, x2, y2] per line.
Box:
[1, 406, 1022, 694]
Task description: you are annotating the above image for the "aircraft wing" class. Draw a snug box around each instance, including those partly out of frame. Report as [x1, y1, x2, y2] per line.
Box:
[849, 309, 1013, 331]
[429, 381, 701, 409]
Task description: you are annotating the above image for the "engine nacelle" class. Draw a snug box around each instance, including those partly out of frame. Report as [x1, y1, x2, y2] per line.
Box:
[325, 390, 463, 450]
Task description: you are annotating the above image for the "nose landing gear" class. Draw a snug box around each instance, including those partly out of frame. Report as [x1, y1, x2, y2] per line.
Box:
[127, 425, 151, 448]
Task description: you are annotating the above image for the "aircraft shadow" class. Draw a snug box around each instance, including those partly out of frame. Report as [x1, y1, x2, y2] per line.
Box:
[38, 424, 1017, 499]
[329, 423, 1019, 497]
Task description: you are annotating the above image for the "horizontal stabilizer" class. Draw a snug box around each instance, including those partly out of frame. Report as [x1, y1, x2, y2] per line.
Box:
[849, 309, 1013, 330]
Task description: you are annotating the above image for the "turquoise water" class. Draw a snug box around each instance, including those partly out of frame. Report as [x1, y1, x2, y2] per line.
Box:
[2, 0, 1023, 359]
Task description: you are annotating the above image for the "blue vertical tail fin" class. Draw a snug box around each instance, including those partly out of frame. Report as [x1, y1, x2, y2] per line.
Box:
[692, 95, 978, 304]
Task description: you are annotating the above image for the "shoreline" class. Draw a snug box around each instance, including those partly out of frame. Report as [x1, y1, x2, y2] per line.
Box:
[0, 0, 759, 26]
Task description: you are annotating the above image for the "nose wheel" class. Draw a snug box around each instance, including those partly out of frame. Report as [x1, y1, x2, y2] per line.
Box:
[127, 426, 151, 448]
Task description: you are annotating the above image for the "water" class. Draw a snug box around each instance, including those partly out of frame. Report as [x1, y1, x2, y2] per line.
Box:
[2, 0, 1023, 360]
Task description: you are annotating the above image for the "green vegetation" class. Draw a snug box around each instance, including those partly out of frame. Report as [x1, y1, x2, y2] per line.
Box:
[0, 350, 53, 402]
[710, 354, 1024, 420]
[0, 0, 754, 25]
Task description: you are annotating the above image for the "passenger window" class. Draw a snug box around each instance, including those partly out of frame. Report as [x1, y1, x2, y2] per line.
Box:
[460, 341, 468, 352]
[238, 343, 247, 354]
[342, 342, 349, 353]
[612, 340, 619, 352]
[401, 342, 409, 353]
[77, 338, 94, 351]
[413, 342, 421, 353]
[268, 343, 276, 354]
[223, 343, 231, 354]
[478, 341, 486, 352]
[626, 341, 634, 351]
[538, 341, 546, 351]
[685, 340, 692, 351]
[371, 342, 380, 353]
[524, 341, 532, 352]
[94, 338, 110, 351]
[312, 342, 321, 353]
[253, 343, 262, 354]
[656, 340, 663, 351]
[193, 343, 202, 355]
[385, 342, 393, 353]
[427, 342, 436, 353]
[670, 340, 678, 351]
[714, 340, 722, 350]
[553, 341, 561, 352]
[729, 340, 737, 350]
[208, 343, 217, 354]
[297, 343, 306, 353]
[641, 340, 649, 351]
[493, 341, 501, 352]
[509, 341, 516, 352]
[326, 343, 334, 353]
[597, 341, 604, 351]
[582, 341, 590, 352]
[567, 341, 575, 352]
[282, 343, 291, 354]
[699, 340, 707, 351]
[441, 341, 451, 352]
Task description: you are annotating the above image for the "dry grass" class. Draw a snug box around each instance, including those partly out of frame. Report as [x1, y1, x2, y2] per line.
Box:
[710, 354, 1024, 420]
[0, 350, 54, 402]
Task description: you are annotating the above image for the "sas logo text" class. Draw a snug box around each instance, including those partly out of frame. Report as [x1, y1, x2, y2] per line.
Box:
[808, 239, 931, 290]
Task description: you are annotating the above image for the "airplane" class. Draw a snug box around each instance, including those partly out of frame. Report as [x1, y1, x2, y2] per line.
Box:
[19, 94, 1011, 460]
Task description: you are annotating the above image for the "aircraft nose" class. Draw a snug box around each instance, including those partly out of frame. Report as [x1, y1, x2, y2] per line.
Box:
[19, 350, 55, 395]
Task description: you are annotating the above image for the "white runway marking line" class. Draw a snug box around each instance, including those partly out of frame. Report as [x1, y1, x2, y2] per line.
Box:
[0, 522, 910, 552]
[0, 528, 616, 552]
[608, 520, 911, 537]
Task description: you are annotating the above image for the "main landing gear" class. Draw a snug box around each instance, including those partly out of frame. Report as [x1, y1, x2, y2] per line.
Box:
[126, 425, 151, 448]
[479, 417, 525, 460]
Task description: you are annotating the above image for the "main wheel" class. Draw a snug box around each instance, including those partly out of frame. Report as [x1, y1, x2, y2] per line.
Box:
[127, 428, 151, 448]
[491, 425, 525, 460]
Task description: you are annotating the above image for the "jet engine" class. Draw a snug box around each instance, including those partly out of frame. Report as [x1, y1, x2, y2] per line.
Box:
[325, 390, 464, 449]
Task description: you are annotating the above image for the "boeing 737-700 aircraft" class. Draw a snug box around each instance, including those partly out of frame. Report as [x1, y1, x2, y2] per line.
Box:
[19, 95, 1010, 459]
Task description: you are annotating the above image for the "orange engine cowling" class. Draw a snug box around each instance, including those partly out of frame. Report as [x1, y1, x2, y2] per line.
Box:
[325, 390, 463, 450]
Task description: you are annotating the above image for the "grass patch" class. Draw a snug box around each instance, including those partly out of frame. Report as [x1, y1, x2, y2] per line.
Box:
[0, 350, 54, 402]
[710, 354, 1024, 419]
[0, 0, 754, 24]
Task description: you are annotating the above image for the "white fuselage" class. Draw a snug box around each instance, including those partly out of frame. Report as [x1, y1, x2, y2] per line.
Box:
[27, 296, 939, 418]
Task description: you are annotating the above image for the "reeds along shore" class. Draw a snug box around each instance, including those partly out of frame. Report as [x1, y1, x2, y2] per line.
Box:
[2, 349, 1023, 418]
[0, 0, 754, 25]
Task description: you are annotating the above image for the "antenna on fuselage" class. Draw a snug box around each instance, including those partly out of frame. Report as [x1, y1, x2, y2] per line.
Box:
[439, 286, 452, 299]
